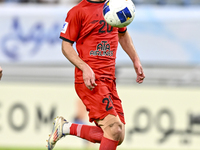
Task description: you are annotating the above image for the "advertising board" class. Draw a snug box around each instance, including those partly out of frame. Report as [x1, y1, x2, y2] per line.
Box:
[0, 83, 200, 149]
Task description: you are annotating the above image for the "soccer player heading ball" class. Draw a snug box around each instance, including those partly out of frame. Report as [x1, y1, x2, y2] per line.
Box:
[47, 0, 145, 150]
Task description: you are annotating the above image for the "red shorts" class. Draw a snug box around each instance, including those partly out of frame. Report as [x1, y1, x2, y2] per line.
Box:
[75, 78, 125, 124]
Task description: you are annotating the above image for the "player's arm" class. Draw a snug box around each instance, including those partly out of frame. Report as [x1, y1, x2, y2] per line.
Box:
[118, 31, 145, 83]
[0, 66, 2, 80]
[61, 40, 97, 90]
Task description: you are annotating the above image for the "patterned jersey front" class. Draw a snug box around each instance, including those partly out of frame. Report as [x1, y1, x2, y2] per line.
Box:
[60, 0, 127, 83]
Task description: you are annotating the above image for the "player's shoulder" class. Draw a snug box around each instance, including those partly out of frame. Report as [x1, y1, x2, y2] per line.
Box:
[68, 0, 87, 14]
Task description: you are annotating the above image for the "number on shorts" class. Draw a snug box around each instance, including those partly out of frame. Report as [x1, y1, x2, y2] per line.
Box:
[102, 96, 113, 111]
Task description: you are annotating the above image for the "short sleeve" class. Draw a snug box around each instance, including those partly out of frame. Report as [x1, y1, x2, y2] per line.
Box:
[60, 7, 82, 43]
[118, 27, 127, 33]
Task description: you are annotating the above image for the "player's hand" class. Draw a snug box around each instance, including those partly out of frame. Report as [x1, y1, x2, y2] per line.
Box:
[82, 65, 97, 90]
[134, 62, 145, 84]
[0, 66, 2, 80]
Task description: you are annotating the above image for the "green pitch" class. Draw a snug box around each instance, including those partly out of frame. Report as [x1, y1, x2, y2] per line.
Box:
[0, 149, 145, 150]
[1, 149, 92, 150]
[0, 148, 102, 150]
[0, 148, 180, 150]
[0, 148, 81, 150]
[0, 148, 173, 150]
[0, 148, 77, 150]
[0, 148, 139, 150]
[3, 149, 89, 150]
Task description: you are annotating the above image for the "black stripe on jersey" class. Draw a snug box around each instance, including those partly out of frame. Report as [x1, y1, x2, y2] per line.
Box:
[87, 0, 106, 3]
[118, 28, 127, 33]
[60, 36, 74, 44]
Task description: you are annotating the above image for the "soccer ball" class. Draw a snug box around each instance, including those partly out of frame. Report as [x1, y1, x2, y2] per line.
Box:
[103, 0, 136, 28]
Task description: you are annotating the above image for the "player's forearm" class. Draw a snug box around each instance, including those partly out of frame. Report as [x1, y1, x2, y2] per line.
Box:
[118, 31, 140, 63]
[61, 41, 88, 71]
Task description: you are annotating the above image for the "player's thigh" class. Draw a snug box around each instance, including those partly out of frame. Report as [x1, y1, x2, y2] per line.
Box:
[111, 81, 126, 124]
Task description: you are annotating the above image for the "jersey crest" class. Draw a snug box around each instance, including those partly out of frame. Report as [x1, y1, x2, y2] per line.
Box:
[61, 22, 68, 34]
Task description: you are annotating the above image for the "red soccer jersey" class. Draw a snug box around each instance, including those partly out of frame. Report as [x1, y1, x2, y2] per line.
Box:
[60, 0, 127, 83]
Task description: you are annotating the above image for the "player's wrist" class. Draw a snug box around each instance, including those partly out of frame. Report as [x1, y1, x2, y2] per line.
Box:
[80, 63, 91, 72]
[132, 56, 140, 64]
